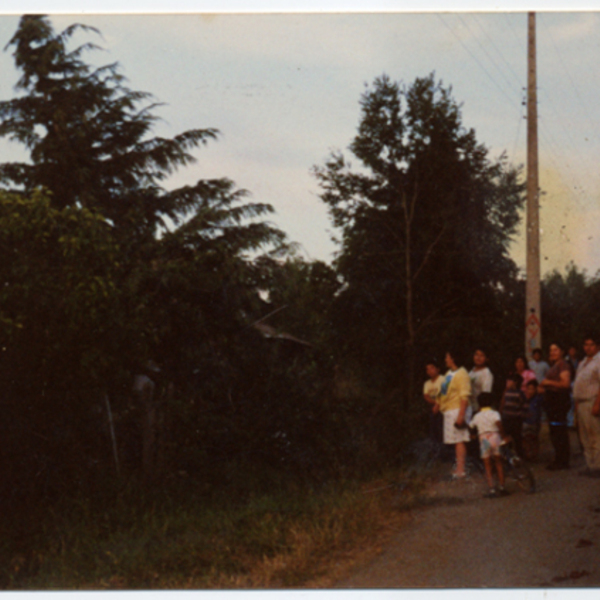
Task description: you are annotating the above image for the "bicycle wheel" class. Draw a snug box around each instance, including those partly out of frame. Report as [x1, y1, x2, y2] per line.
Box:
[512, 462, 536, 494]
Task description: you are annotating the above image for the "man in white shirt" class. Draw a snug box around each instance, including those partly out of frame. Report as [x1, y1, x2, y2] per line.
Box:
[573, 336, 600, 477]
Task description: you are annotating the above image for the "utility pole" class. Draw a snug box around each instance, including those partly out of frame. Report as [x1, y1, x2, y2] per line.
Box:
[525, 11, 541, 359]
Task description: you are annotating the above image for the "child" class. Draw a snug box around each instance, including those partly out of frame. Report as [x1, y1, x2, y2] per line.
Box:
[423, 360, 444, 446]
[500, 373, 527, 458]
[522, 379, 542, 461]
[469, 392, 509, 498]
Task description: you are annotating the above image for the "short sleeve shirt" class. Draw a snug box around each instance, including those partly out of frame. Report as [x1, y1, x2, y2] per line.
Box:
[469, 367, 494, 403]
[470, 408, 501, 435]
[423, 375, 444, 400]
[519, 369, 537, 391]
[573, 354, 600, 401]
[529, 359, 550, 382]
[546, 359, 570, 384]
[438, 367, 472, 412]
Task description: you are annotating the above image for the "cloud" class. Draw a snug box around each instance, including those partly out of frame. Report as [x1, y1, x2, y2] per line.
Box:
[510, 164, 600, 276]
[543, 12, 600, 43]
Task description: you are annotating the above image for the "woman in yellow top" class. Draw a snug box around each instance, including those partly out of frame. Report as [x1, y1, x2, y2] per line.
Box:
[437, 349, 473, 479]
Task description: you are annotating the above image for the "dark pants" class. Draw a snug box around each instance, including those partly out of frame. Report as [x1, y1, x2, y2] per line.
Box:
[503, 417, 524, 458]
[545, 391, 571, 467]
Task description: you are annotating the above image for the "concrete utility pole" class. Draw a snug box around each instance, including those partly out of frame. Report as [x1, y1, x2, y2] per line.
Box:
[525, 11, 541, 359]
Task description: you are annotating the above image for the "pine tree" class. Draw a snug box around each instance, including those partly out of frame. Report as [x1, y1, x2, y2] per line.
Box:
[0, 15, 280, 250]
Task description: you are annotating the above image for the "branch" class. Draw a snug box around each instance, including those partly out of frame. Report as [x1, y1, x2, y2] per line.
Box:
[408, 180, 418, 225]
[414, 296, 461, 337]
[412, 223, 447, 283]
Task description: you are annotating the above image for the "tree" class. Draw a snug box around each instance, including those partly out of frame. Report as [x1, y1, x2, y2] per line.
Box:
[0, 14, 287, 370]
[0, 189, 126, 495]
[0, 16, 289, 492]
[542, 263, 600, 347]
[314, 74, 524, 403]
[0, 15, 264, 246]
[254, 256, 340, 351]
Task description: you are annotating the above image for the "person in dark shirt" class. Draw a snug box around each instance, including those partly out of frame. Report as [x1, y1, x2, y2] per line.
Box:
[500, 373, 527, 458]
[541, 342, 572, 470]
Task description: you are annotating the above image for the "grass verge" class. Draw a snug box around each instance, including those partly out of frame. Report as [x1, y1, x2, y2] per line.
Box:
[0, 467, 431, 589]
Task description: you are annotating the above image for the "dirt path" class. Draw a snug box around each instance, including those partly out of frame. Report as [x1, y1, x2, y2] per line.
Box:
[336, 428, 600, 588]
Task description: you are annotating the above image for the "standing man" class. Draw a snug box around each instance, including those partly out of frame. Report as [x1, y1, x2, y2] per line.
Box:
[572, 336, 600, 478]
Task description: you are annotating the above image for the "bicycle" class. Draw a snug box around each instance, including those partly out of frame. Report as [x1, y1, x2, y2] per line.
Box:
[500, 438, 536, 494]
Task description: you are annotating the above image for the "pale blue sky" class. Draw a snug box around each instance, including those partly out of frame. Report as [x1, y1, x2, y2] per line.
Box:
[1, 2, 600, 277]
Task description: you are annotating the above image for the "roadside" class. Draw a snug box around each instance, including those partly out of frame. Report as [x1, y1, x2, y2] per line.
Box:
[326, 427, 600, 588]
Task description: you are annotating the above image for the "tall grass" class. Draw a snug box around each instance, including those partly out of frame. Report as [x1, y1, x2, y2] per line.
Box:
[0, 469, 423, 589]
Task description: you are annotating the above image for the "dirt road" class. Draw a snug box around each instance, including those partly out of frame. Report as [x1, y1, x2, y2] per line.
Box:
[336, 429, 600, 588]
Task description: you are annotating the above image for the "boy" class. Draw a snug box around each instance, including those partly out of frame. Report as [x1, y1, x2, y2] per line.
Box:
[500, 373, 527, 458]
[423, 360, 444, 446]
[522, 379, 543, 461]
[469, 392, 509, 498]
[529, 348, 550, 383]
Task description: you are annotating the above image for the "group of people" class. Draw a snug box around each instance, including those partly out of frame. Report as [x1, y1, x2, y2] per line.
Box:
[423, 337, 600, 497]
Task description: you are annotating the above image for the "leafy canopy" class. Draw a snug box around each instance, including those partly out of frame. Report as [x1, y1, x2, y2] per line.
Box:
[314, 74, 524, 386]
[0, 15, 279, 248]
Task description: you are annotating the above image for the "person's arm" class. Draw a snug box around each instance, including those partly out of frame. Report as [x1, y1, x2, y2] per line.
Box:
[424, 392, 441, 414]
[454, 370, 470, 426]
[483, 369, 494, 393]
[541, 368, 571, 390]
[592, 389, 600, 417]
[521, 391, 529, 419]
[455, 398, 468, 426]
[592, 365, 600, 417]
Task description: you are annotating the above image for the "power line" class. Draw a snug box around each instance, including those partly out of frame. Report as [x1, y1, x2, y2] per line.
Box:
[439, 13, 592, 219]
[437, 14, 522, 113]
[472, 15, 525, 92]
[469, 15, 592, 212]
[469, 13, 595, 192]
[539, 14, 600, 149]
[458, 14, 523, 99]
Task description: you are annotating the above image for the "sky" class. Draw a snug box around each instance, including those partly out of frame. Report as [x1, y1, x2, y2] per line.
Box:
[0, 2, 600, 278]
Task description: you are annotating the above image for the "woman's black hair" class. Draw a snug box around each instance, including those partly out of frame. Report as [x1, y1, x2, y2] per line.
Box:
[478, 392, 494, 408]
[515, 355, 529, 369]
[506, 372, 523, 388]
[445, 348, 465, 367]
[548, 342, 565, 354]
[425, 358, 440, 369]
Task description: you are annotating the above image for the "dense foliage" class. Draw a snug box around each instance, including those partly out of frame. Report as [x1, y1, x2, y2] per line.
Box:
[314, 74, 525, 401]
[0, 16, 338, 501]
